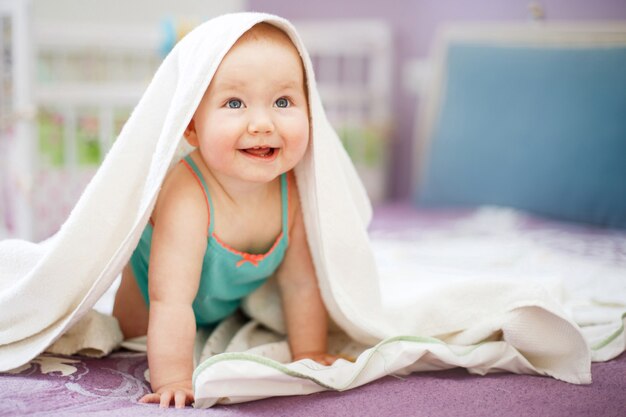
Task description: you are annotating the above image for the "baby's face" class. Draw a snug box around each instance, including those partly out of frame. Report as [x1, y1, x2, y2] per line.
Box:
[190, 29, 309, 184]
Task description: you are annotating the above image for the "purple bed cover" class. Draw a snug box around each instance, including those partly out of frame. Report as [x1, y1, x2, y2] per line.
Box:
[1, 203, 625, 417]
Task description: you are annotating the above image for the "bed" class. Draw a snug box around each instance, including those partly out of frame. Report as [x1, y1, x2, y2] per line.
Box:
[1, 10, 626, 416]
[2, 205, 625, 416]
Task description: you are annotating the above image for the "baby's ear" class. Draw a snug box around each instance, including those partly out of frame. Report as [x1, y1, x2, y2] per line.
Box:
[184, 119, 199, 147]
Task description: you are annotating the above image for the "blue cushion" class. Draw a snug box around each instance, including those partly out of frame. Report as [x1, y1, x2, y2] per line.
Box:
[417, 44, 626, 229]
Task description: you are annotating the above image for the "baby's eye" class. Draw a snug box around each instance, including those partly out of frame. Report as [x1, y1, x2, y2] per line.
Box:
[226, 99, 243, 109]
[274, 97, 290, 108]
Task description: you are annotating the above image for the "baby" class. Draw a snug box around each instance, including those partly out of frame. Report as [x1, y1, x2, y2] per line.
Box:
[112, 23, 339, 408]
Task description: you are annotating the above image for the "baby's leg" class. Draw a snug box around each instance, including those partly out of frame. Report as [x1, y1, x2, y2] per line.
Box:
[112, 263, 149, 339]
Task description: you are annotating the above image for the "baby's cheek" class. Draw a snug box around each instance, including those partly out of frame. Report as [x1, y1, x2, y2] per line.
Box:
[293, 124, 310, 148]
[289, 133, 309, 159]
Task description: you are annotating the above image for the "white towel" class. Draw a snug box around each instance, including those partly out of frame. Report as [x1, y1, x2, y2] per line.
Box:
[0, 12, 593, 406]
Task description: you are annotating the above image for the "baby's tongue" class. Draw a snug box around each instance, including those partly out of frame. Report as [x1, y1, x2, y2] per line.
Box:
[245, 147, 271, 156]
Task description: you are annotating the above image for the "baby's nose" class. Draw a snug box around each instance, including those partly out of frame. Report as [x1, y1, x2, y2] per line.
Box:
[247, 110, 274, 135]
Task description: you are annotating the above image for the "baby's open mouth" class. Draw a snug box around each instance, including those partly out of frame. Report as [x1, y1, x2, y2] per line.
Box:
[240, 146, 277, 159]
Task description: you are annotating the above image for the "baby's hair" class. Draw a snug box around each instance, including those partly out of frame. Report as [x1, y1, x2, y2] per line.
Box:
[236, 22, 310, 108]
[238, 22, 294, 46]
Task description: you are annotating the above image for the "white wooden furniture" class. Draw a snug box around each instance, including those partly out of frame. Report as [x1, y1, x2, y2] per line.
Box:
[0, 0, 36, 239]
[2, 14, 393, 240]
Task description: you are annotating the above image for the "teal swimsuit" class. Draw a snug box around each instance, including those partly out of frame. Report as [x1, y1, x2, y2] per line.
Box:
[130, 155, 289, 326]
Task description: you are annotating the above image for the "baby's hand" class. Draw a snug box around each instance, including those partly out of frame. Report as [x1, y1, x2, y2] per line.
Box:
[293, 351, 348, 366]
[139, 381, 194, 408]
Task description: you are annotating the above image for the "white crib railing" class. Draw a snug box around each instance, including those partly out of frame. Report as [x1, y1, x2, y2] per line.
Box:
[1, 0, 36, 240]
[3, 17, 392, 240]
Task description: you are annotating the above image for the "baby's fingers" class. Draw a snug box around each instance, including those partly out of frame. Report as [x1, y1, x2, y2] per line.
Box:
[139, 393, 160, 404]
[159, 391, 173, 408]
[322, 355, 338, 365]
[174, 390, 193, 408]
[312, 354, 336, 365]
[320, 353, 353, 365]
[138, 389, 193, 408]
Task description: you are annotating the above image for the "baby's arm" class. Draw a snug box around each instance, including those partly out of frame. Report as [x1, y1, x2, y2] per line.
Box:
[276, 193, 337, 365]
[138, 174, 207, 408]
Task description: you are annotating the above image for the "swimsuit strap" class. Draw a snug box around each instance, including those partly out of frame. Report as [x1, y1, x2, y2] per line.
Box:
[182, 154, 289, 241]
[181, 155, 215, 235]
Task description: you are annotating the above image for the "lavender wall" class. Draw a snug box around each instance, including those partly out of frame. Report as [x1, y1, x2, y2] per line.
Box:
[247, 0, 626, 200]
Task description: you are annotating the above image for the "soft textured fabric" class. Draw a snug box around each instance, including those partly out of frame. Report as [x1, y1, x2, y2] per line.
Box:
[130, 155, 289, 326]
[0, 13, 600, 407]
[7, 204, 626, 413]
[45, 310, 123, 358]
[418, 44, 626, 229]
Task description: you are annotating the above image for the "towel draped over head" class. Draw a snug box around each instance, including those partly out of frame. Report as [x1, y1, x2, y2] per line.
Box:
[0, 12, 382, 369]
[0, 13, 591, 396]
